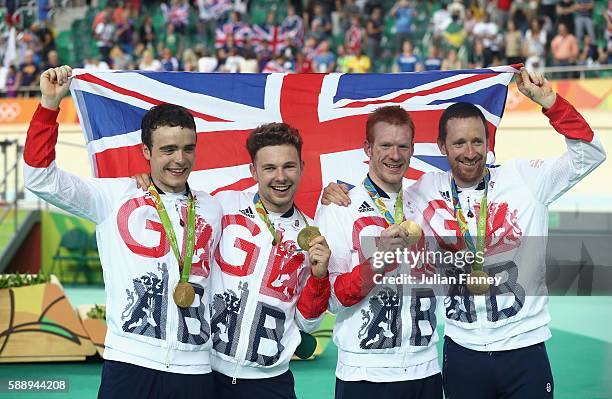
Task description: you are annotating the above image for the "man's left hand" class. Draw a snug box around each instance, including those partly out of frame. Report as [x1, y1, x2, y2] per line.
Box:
[516, 67, 556, 110]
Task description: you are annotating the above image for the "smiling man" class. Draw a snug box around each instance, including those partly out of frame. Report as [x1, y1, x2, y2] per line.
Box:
[209, 122, 332, 399]
[316, 106, 442, 398]
[407, 68, 606, 398]
[24, 66, 223, 398]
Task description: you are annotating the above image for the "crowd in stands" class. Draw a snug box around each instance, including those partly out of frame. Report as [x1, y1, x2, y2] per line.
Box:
[1, 0, 612, 96]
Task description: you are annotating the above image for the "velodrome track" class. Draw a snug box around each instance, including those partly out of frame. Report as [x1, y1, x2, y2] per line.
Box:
[0, 110, 611, 398]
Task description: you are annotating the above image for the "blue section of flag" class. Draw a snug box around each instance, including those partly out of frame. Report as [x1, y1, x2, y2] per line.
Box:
[333, 71, 494, 103]
[132, 72, 268, 109]
[427, 84, 507, 117]
[413, 155, 450, 171]
[337, 180, 355, 190]
[79, 91, 147, 140]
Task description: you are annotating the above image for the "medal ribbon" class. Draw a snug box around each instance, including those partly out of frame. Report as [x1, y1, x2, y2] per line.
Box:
[148, 185, 196, 283]
[253, 193, 309, 246]
[450, 170, 490, 271]
[363, 176, 404, 225]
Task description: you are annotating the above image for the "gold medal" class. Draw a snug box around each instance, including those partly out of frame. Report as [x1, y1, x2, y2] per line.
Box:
[467, 270, 490, 295]
[400, 220, 422, 245]
[173, 281, 196, 308]
[297, 226, 321, 251]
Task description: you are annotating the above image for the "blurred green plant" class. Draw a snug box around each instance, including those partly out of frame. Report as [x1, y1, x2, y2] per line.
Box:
[86, 304, 106, 320]
[0, 273, 51, 289]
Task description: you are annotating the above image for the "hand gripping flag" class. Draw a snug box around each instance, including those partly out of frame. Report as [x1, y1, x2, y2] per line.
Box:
[69, 66, 521, 217]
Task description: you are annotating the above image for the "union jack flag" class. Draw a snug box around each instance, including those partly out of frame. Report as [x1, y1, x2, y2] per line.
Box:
[252, 24, 287, 55]
[69, 66, 520, 217]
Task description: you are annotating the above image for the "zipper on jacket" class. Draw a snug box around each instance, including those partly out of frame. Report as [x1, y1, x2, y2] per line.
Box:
[229, 193, 275, 384]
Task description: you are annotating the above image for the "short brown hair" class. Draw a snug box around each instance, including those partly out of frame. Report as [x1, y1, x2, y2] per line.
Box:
[246, 122, 303, 162]
[365, 106, 414, 143]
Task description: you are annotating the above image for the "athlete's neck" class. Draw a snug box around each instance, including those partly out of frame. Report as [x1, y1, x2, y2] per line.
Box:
[368, 172, 401, 194]
[453, 169, 487, 188]
[258, 191, 293, 214]
[151, 177, 186, 194]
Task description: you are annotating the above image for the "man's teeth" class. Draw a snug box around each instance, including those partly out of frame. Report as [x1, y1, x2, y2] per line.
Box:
[271, 185, 290, 192]
[461, 161, 477, 166]
[384, 163, 402, 169]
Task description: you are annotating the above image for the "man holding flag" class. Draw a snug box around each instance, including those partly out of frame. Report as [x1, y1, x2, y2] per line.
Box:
[24, 66, 223, 398]
[322, 68, 606, 398]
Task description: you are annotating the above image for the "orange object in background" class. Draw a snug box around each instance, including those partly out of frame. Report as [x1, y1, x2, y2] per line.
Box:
[0, 97, 78, 124]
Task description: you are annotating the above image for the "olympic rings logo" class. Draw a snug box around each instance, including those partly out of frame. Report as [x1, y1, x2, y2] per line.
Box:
[0, 102, 21, 122]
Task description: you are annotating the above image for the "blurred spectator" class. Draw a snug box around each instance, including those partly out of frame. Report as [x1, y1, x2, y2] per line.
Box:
[577, 34, 597, 65]
[365, 6, 384, 64]
[423, 45, 443, 70]
[313, 40, 337, 72]
[393, 39, 422, 72]
[523, 18, 547, 71]
[139, 50, 162, 71]
[336, 44, 351, 72]
[182, 49, 198, 71]
[311, 2, 333, 38]
[551, 22, 579, 77]
[262, 54, 287, 73]
[161, 0, 189, 34]
[110, 45, 132, 69]
[504, 19, 524, 64]
[345, 15, 365, 55]
[469, 39, 486, 68]
[431, 2, 451, 40]
[216, 48, 228, 71]
[84, 57, 110, 70]
[93, 5, 113, 30]
[95, 11, 116, 61]
[224, 47, 244, 72]
[158, 23, 183, 61]
[5, 65, 17, 98]
[160, 48, 179, 71]
[17, 50, 40, 90]
[539, 0, 558, 25]
[139, 15, 157, 49]
[116, 9, 135, 55]
[473, 13, 501, 66]
[556, 0, 575, 35]
[390, 0, 416, 52]
[281, 5, 305, 46]
[239, 49, 259, 72]
[43, 50, 61, 70]
[339, 0, 361, 32]
[295, 51, 314, 73]
[441, 48, 463, 70]
[495, 0, 512, 29]
[444, 7, 467, 50]
[574, 0, 594, 45]
[346, 47, 371, 72]
[198, 47, 218, 72]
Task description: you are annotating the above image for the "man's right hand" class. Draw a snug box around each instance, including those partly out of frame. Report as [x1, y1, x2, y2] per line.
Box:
[320, 182, 351, 206]
[40, 66, 73, 111]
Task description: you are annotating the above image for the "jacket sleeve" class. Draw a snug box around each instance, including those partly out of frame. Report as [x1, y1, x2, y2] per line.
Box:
[294, 271, 331, 333]
[316, 202, 379, 313]
[514, 94, 606, 206]
[23, 104, 125, 224]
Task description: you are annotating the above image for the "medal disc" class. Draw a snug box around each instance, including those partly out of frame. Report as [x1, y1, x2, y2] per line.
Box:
[467, 270, 490, 295]
[297, 226, 321, 251]
[173, 281, 196, 308]
[400, 220, 422, 245]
